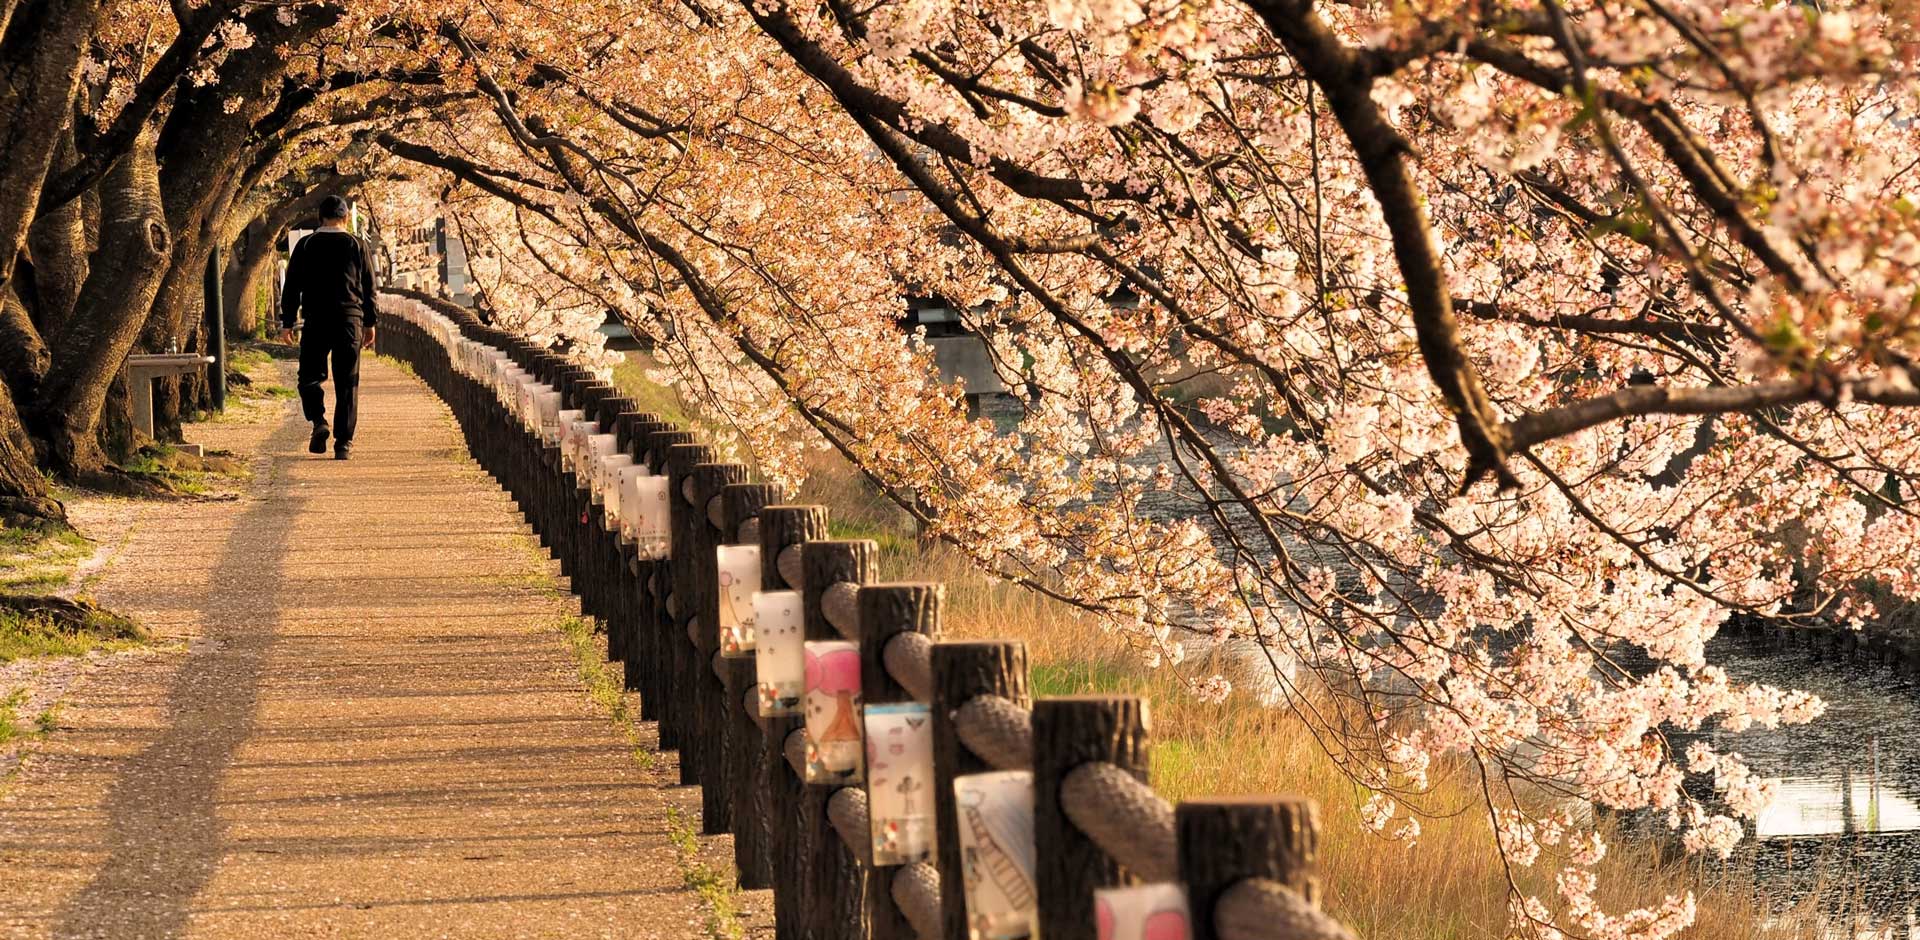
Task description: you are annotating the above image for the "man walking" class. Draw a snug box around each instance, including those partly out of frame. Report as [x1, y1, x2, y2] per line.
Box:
[280, 195, 377, 460]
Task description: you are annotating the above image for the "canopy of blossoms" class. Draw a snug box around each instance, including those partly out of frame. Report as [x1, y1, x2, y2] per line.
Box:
[26, 0, 1920, 935]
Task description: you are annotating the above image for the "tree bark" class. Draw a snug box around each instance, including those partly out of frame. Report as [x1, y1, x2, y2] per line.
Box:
[27, 125, 87, 340]
[0, 0, 100, 289]
[0, 284, 47, 397]
[223, 219, 272, 337]
[35, 136, 169, 474]
[0, 367, 61, 526]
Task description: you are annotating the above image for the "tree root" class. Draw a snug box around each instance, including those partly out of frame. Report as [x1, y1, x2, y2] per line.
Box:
[0, 496, 68, 530]
[0, 593, 145, 640]
[66, 466, 177, 499]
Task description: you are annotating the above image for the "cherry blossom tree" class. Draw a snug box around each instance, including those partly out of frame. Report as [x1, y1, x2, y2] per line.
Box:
[5, 0, 1918, 934]
[351, 3, 1920, 934]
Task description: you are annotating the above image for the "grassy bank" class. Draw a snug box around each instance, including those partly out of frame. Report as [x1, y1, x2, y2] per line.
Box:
[612, 355, 1811, 939]
[1, 526, 147, 663]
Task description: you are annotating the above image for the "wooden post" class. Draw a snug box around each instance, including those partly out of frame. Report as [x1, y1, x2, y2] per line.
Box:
[931, 640, 1030, 940]
[1033, 696, 1151, 940]
[1177, 797, 1323, 940]
[580, 388, 626, 623]
[665, 443, 719, 788]
[722, 483, 781, 890]
[645, 433, 698, 752]
[857, 584, 942, 940]
[606, 410, 660, 668]
[692, 462, 748, 833]
[623, 419, 678, 713]
[802, 540, 878, 940]
[559, 380, 611, 584]
[760, 506, 828, 940]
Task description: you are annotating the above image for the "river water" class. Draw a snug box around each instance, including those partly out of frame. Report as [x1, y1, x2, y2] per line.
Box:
[1697, 635, 1920, 937]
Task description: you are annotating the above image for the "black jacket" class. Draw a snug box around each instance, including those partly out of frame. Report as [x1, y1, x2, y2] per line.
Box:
[281, 229, 378, 329]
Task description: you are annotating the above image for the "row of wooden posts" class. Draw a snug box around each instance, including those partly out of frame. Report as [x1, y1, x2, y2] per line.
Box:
[375, 290, 1355, 940]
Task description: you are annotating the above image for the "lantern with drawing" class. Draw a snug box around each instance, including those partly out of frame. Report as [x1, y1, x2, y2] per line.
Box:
[954, 770, 1038, 940]
[802, 640, 863, 784]
[754, 590, 804, 716]
[864, 702, 934, 865]
[714, 545, 761, 654]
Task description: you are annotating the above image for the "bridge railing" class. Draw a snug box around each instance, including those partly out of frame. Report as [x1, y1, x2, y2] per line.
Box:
[374, 288, 1358, 940]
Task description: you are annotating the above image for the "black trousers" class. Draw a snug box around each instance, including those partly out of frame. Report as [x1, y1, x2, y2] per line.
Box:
[297, 315, 365, 442]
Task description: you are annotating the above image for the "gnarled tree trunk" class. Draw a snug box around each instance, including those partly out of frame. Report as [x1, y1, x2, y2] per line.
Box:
[36, 136, 169, 475]
[0, 0, 100, 289]
[0, 284, 47, 396]
[27, 124, 88, 339]
[224, 218, 274, 337]
[0, 370, 60, 526]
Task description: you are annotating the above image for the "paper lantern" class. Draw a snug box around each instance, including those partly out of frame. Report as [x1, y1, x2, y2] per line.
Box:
[715, 545, 762, 655]
[584, 435, 619, 498]
[1095, 884, 1190, 940]
[954, 770, 1037, 940]
[616, 463, 651, 540]
[538, 394, 565, 443]
[597, 454, 634, 524]
[554, 409, 584, 463]
[754, 590, 803, 716]
[803, 640, 863, 784]
[630, 475, 671, 560]
[864, 702, 935, 865]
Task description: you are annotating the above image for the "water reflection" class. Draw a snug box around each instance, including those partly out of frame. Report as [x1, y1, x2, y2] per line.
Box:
[1756, 767, 1920, 839]
[1703, 634, 1920, 933]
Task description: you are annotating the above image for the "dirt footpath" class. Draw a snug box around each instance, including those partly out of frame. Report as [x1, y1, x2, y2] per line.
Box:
[0, 357, 714, 939]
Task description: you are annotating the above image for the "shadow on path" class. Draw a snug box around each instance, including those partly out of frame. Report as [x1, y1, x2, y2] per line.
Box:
[49, 415, 306, 939]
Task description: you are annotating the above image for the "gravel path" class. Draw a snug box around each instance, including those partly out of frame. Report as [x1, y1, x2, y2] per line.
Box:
[0, 357, 711, 939]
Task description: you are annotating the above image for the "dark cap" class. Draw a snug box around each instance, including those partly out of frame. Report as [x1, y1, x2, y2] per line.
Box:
[318, 194, 351, 221]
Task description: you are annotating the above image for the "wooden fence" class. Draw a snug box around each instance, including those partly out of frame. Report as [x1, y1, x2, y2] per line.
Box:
[376, 289, 1358, 940]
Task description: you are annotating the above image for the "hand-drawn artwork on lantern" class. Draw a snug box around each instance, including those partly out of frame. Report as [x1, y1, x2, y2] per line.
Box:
[715, 545, 761, 655]
[616, 463, 650, 541]
[532, 388, 561, 439]
[554, 408, 583, 459]
[630, 475, 672, 560]
[864, 702, 935, 866]
[559, 414, 588, 471]
[754, 590, 804, 717]
[1095, 883, 1191, 940]
[584, 434, 618, 495]
[597, 453, 634, 524]
[566, 421, 598, 478]
[953, 770, 1037, 940]
[803, 640, 863, 784]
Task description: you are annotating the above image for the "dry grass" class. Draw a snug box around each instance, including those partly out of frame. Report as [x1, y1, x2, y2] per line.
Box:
[810, 450, 1814, 938]
[0, 525, 93, 596]
[613, 357, 1819, 939]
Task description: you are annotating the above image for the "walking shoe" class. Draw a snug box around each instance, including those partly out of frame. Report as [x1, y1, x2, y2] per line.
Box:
[334, 441, 352, 461]
[309, 424, 330, 454]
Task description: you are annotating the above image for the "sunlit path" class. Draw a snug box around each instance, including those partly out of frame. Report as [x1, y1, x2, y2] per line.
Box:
[0, 359, 707, 940]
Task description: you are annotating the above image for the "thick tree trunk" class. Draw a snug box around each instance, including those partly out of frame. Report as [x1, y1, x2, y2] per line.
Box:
[36, 137, 169, 474]
[0, 370, 61, 526]
[0, 0, 100, 289]
[0, 284, 47, 396]
[223, 219, 275, 337]
[97, 371, 132, 464]
[27, 125, 87, 338]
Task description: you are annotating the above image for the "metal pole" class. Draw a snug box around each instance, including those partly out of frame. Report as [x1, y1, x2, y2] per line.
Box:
[204, 244, 227, 410]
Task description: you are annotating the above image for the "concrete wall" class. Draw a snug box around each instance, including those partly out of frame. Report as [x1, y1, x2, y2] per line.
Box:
[927, 336, 1005, 396]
